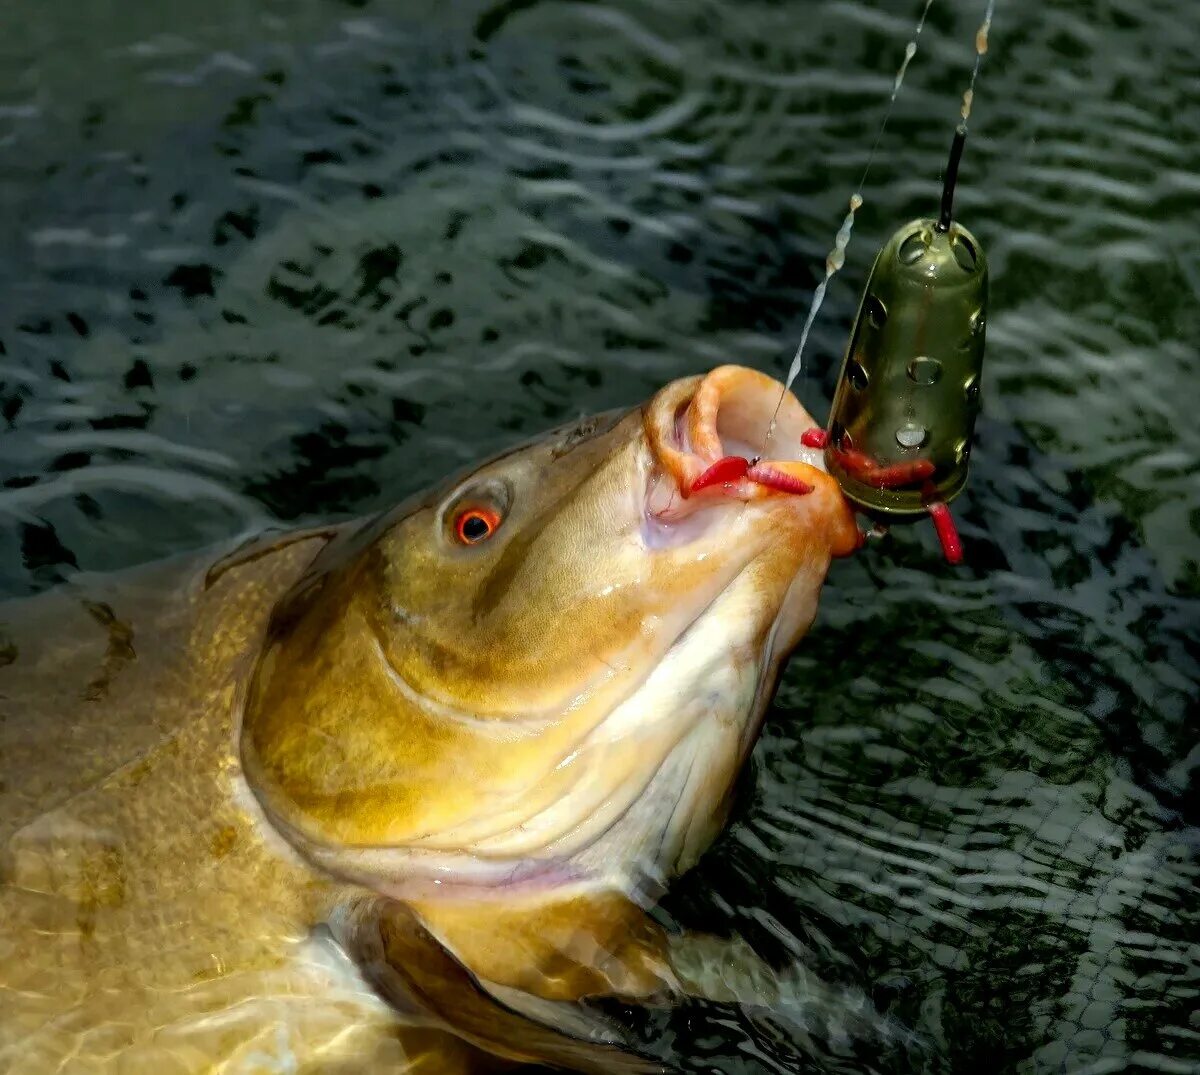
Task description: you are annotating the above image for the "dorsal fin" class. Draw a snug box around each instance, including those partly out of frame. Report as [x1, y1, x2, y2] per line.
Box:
[204, 525, 340, 591]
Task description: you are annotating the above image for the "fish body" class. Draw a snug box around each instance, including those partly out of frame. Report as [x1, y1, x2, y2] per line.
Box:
[0, 367, 857, 1073]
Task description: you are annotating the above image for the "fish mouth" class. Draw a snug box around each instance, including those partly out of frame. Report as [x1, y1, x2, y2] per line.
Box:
[643, 364, 857, 553]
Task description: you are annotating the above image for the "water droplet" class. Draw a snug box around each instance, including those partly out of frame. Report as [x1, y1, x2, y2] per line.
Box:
[865, 295, 887, 329]
[847, 361, 869, 391]
[964, 375, 980, 403]
[907, 356, 942, 385]
[955, 438, 970, 463]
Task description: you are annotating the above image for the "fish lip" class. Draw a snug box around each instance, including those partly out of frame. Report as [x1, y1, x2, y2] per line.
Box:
[642, 364, 832, 528]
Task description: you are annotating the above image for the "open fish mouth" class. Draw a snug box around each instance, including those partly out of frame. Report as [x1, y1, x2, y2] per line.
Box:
[643, 364, 847, 530]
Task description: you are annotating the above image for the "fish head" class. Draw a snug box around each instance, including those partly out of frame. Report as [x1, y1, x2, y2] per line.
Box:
[239, 365, 858, 898]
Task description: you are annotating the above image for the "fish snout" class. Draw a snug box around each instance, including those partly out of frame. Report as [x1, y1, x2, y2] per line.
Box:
[644, 365, 860, 557]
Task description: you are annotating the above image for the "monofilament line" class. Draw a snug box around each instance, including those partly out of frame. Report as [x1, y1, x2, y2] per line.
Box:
[761, 0, 936, 453]
[959, 0, 995, 126]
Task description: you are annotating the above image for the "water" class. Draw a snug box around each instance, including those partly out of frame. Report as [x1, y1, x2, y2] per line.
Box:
[770, 0, 930, 438]
[2, 0, 1197, 1072]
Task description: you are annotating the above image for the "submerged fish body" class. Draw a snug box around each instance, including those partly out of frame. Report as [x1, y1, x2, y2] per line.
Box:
[0, 366, 858, 1073]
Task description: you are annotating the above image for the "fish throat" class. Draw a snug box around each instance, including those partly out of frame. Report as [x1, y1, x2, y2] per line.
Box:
[239, 556, 776, 901]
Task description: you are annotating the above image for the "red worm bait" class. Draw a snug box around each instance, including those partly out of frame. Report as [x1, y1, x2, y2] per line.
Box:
[833, 446, 935, 489]
[833, 446, 875, 474]
[927, 501, 963, 564]
[689, 455, 749, 495]
[747, 463, 814, 495]
[689, 455, 814, 497]
[857, 459, 936, 489]
[800, 428, 829, 449]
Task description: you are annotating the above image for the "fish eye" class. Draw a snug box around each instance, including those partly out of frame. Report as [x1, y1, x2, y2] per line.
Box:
[453, 506, 502, 545]
[441, 478, 511, 547]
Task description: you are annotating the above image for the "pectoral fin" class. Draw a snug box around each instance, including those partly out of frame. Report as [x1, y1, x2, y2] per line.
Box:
[330, 895, 667, 1075]
[665, 931, 912, 1053]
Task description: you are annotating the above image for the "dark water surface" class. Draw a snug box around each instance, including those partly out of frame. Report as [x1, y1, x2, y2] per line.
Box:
[2, 0, 1197, 1071]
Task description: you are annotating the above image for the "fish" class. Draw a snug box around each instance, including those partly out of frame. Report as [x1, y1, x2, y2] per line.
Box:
[0, 365, 859, 1073]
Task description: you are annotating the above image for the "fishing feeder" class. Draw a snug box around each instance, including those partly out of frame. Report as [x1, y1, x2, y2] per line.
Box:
[824, 127, 988, 523]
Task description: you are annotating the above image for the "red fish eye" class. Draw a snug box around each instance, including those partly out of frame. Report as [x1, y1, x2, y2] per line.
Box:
[454, 506, 501, 545]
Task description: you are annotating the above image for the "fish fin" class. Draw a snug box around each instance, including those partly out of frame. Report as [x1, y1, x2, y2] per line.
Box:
[204, 524, 339, 590]
[408, 888, 681, 1006]
[331, 895, 668, 1075]
[665, 931, 916, 1051]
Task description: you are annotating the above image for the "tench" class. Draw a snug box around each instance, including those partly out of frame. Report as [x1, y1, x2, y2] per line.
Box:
[0, 365, 859, 1073]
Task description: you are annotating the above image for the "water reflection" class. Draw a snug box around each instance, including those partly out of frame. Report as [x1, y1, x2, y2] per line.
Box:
[0, 0, 1196, 1071]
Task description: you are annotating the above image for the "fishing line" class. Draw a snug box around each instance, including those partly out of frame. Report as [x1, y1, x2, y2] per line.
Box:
[958, 0, 995, 129]
[759, 0, 936, 455]
[812, 0, 997, 566]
